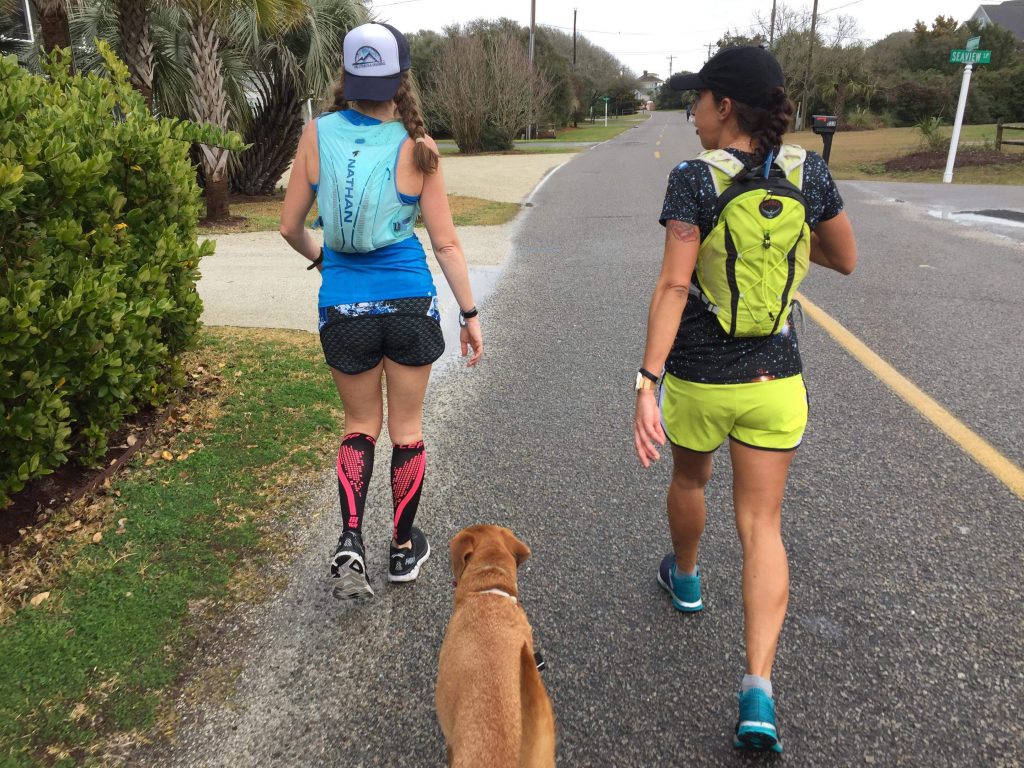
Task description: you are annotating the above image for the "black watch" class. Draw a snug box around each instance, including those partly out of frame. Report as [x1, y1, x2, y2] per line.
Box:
[458, 306, 479, 327]
[306, 248, 324, 271]
[638, 367, 659, 383]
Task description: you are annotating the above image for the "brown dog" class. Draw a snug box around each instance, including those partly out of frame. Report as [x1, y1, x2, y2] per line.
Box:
[436, 525, 555, 768]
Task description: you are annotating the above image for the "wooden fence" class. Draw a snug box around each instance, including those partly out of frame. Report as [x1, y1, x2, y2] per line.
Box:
[995, 120, 1024, 151]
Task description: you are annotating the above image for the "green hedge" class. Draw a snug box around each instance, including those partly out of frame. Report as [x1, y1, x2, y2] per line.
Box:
[0, 45, 241, 507]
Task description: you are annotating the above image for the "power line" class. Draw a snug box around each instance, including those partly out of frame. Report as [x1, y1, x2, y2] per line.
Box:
[539, 23, 652, 36]
[609, 48, 708, 55]
[820, 0, 865, 15]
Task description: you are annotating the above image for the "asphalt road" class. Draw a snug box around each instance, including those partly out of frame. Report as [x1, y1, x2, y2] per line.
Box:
[140, 113, 1024, 767]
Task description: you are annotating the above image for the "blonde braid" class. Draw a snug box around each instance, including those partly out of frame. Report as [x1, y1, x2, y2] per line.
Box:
[393, 71, 438, 175]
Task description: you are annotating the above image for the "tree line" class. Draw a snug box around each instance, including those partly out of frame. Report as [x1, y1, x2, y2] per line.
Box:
[408, 18, 642, 152]
[2, 4, 641, 220]
[658, 5, 1024, 130]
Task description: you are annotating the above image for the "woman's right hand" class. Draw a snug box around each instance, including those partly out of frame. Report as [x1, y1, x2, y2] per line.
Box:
[460, 317, 483, 367]
[634, 390, 666, 468]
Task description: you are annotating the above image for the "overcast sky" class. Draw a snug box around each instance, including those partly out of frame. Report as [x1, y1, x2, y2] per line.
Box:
[373, 0, 985, 77]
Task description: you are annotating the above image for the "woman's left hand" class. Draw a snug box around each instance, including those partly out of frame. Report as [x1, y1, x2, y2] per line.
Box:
[633, 391, 666, 468]
[460, 317, 483, 367]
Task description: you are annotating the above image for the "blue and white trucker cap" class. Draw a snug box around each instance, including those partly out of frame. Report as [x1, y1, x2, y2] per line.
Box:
[342, 22, 411, 102]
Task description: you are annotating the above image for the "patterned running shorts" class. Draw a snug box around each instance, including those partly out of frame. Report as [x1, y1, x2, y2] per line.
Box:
[318, 296, 444, 374]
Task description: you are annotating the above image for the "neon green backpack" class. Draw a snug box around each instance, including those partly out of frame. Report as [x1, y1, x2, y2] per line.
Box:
[691, 144, 810, 337]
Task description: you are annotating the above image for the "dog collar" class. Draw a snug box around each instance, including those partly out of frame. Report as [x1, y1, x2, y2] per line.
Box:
[477, 588, 517, 604]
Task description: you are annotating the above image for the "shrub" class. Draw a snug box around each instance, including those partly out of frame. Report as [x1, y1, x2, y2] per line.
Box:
[877, 71, 955, 126]
[844, 107, 879, 131]
[0, 45, 242, 507]
[915, 115, 949, 152]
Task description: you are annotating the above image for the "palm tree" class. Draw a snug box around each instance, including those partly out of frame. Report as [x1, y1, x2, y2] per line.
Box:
[817, 45, 871, 127]
[181, 1, 236, 219]
[73, 0, 304, 219]
[73, 0, 361, 218]
[228, 0, 366, 195]
[116, 0, 153, 108]
[34, 0, 73, 61]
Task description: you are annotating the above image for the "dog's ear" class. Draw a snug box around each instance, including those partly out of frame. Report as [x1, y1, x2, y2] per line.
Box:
[501, 528, 531, 566]
[449, 529, 475, 583]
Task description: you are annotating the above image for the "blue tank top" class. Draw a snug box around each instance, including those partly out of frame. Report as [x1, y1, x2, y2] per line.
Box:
[315, 111, 436, 306]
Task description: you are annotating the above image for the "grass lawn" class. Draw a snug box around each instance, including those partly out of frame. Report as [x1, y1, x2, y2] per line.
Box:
[433, 115, 644, 151]
[548, 115, 646, 143]
[0, 328, 339, 765]
[200, 193, 520, 235]
[791, 123, 1024, 184]
[438, 144, 586, 156]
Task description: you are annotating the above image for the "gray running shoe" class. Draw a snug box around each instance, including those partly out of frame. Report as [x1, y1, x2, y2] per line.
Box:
[330, 530, 374, 599]
[388, 527, 430, 583]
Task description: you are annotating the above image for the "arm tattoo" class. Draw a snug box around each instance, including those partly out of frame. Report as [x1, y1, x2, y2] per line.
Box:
[667, 220, 699, 243]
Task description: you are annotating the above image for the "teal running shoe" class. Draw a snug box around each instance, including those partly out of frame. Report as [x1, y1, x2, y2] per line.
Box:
[734, 687, 783, 753]
[657, 554, 703, 612]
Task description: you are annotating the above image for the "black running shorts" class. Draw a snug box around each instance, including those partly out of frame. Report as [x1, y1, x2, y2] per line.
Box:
[318, 296, 445, 375]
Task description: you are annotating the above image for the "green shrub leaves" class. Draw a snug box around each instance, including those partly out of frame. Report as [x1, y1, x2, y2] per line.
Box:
[0, 44, 242, 506]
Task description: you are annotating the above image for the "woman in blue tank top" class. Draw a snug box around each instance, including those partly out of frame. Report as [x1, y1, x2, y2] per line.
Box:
[280, 22, 483, 599]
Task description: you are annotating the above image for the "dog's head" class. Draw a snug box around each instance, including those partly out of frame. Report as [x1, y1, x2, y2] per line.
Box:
[450, 525, 530, 594]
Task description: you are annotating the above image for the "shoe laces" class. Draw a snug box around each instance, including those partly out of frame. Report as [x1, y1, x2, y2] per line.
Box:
[338, 531, 361, 551]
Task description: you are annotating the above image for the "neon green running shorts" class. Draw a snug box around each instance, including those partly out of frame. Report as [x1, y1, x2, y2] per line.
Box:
[660, 373, 808, 453]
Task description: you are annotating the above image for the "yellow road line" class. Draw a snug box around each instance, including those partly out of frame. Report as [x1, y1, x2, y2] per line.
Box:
[656, 140, 662, 146]
[797, 292, 1024, 501]
[655, 151, 661, 159]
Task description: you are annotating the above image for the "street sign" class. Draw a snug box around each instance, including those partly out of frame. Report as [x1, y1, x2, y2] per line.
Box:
[966, 36, 981, 51]
[950, 49, 991, 64]
[602, 96, 610, 103]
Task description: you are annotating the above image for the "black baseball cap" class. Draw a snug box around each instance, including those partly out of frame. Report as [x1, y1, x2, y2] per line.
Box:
[343, 22, 412, 102]
[669, 46, 785, 110]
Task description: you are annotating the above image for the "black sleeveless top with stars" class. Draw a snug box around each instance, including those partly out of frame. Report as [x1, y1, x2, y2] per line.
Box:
[658, 148, 844, 385]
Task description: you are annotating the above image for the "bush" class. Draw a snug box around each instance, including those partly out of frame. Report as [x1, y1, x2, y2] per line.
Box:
[915, 116, 949, 152]
[844, 107, 879, 131]
[875, 71, 955, 126]
[0, 45, 241, 507]
[975, 62, 1024, 124]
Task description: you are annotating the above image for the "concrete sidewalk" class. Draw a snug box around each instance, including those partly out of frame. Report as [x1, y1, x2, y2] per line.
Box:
[198, 153, 576, 334]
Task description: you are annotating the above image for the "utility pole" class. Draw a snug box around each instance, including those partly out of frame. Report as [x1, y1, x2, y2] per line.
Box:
[666, 54, 674, 77]
[572, 8, 577, 70]
[799, 0, 819, 131]
[527, 0, 536, 140]
[706, 42, 714, 61]
[572, 8, 579, 127]
[769, 0, 777, 46]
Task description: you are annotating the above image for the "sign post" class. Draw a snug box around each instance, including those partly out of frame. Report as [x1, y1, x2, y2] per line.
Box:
[7, 0, 34, 43]
[944, 42, 992, 183]
[602, 96, 609, 127]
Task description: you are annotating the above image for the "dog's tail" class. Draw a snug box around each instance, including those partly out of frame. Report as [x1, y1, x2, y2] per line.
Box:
[519, 644, 555, 767]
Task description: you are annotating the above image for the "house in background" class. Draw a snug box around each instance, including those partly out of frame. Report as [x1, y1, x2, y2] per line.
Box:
[972, 0, 1024, 41]
[636, 70, 663, 102]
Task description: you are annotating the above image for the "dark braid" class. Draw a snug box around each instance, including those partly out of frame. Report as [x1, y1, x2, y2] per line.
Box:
[325, 68, 347, 113]
[715, 87, 795, 168]
[322, 70, 438, 175]
[393, 71, 438, 175]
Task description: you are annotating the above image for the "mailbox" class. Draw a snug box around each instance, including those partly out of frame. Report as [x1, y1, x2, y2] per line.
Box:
[811, 115, 838, 134]
[810, 114, 838, 164]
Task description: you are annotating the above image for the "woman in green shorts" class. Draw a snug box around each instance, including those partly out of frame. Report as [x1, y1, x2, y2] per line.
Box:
[633, 46, 857, 752]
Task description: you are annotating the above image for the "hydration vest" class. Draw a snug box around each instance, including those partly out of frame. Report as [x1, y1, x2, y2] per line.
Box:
[691, 144, 810, 338]
[316, 113, 419, 253]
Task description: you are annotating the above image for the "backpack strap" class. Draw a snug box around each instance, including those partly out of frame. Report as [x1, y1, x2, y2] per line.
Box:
[773, 144, 807, 189]
[697, 149, 746, 195]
